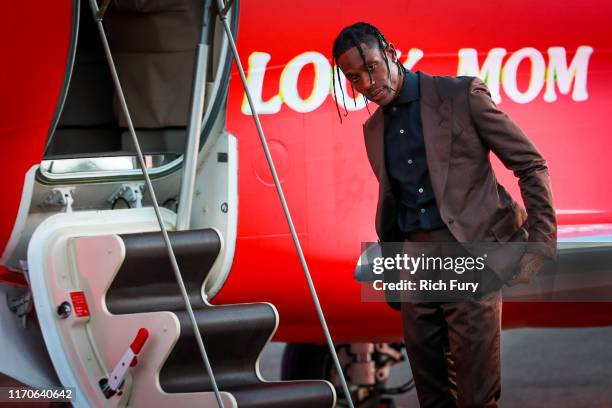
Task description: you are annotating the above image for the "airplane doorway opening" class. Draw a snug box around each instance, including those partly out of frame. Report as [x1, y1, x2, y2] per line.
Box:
[41, 0, 235, 181]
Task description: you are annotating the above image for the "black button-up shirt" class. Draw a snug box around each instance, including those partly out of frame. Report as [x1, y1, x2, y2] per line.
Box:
[383, 69, 446, 233]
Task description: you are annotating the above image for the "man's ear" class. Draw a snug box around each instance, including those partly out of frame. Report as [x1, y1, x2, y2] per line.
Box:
[386, 43, 398, 62]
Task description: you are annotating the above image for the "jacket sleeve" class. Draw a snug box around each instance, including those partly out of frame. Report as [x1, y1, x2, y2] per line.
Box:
[467, 77, 557, 259]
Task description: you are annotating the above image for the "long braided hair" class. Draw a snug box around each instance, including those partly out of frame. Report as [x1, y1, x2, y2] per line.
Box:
[331, 22, 404, 122]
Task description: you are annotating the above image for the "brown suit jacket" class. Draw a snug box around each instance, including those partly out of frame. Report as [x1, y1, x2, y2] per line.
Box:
[363, 72, 557, 282]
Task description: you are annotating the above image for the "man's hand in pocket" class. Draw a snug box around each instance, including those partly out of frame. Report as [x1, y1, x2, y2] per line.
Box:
[506, 253, 545, 286]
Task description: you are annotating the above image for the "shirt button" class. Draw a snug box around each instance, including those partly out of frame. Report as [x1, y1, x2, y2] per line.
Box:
[392, 107, 397, 112]
[420, 208, 426, 214]
[407, 159, 413, 164]
[418, 188, 424, 193]
[399, 129, 405, 134]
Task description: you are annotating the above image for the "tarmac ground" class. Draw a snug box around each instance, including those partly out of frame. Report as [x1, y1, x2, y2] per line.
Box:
[1, 326, 611, 407]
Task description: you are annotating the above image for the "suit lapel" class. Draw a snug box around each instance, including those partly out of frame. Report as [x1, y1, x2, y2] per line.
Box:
[363, 108, 388, 184]
[419, 72, 453, 208]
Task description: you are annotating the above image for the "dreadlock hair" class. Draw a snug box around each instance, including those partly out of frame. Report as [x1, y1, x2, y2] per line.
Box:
[331, 22, 404, 123]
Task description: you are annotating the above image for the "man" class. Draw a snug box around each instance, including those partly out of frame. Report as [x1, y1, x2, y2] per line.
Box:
[333, 22, 557, 407]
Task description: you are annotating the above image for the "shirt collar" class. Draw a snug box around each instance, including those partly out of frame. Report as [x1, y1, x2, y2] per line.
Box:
[390, 69, 420, 106]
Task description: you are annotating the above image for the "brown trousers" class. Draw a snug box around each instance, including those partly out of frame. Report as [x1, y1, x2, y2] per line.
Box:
[400, 228, 502, 408]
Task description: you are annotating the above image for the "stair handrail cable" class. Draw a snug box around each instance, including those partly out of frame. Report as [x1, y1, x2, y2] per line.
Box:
[214, 1, 355, 406]
[87, 2, 225, 407]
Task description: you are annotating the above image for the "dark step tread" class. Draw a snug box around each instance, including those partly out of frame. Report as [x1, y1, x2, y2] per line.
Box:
[173, 303, 277, 337]
[231, 381, 335, 408]
[165, 379, 336, 408]
[160, 304, 276, 389]
[107, 228, 220, 314]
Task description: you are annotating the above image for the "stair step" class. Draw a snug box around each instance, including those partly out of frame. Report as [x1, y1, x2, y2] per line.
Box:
[160, 304, 277, 389]
[164, 379, 336, 408]
[230, 382, 336, 408]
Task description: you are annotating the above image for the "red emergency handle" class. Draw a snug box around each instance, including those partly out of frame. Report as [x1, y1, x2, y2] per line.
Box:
[130, 328, 149, 354]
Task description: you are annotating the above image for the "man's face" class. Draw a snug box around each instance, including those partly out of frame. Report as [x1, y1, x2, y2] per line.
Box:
[336, 42, 402, 106]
